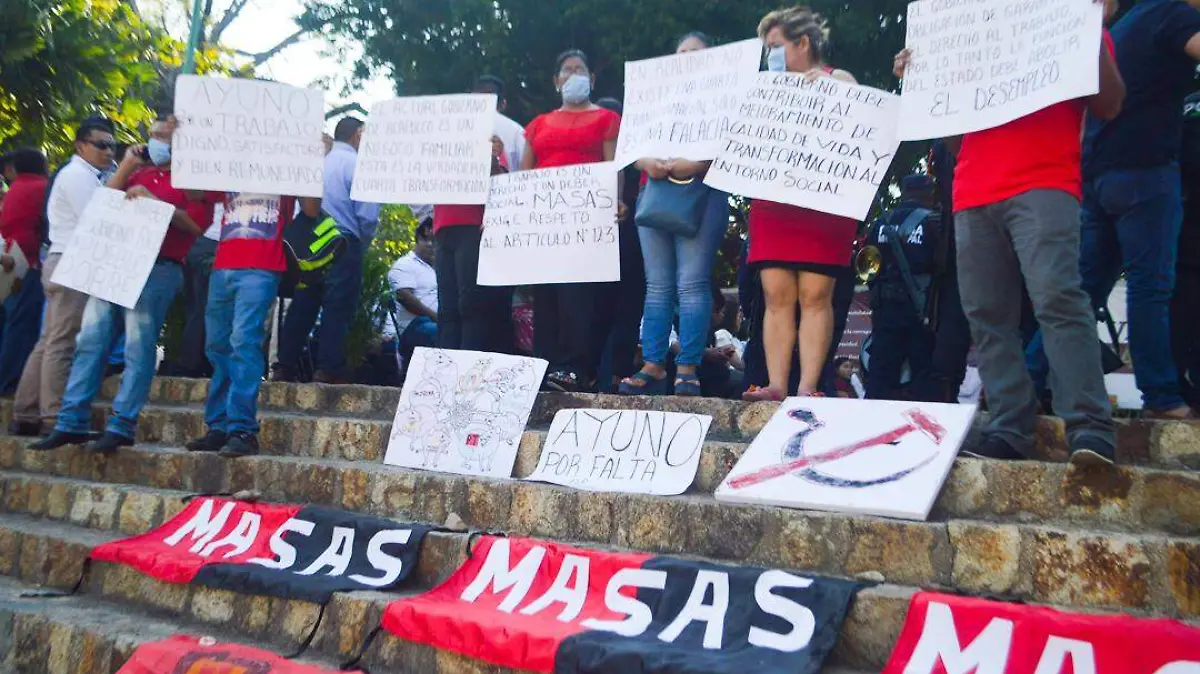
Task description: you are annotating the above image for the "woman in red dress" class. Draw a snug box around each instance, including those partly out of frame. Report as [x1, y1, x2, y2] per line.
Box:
[743, 7, 860, 402]
[521, 49, 622, 392]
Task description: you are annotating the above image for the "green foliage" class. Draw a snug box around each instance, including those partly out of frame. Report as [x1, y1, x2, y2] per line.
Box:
[345, 204, 419, 367]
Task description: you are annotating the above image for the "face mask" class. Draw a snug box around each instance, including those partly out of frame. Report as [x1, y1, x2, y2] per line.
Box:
[147, 138, 171, 166]
[767, 46, 788, 73]
[560, 74, 592, 104]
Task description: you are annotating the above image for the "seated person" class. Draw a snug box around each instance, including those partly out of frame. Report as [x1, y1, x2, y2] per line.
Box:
[388, 217, 438, 364]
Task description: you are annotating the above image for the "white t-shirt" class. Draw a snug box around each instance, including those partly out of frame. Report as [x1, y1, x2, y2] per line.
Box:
[46, 155, 102, 255]
[493, 112, 526, 171]
[387, 251, 438, 332]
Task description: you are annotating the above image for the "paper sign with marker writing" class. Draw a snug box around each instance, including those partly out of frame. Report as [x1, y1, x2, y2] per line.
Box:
[704, 73, 901, 221]
[477, 163, 620, 286]
[615, 39, 764, 169]
[526, 409, 712, 495]
[351, 94, 497, 205]
[52, 188, 173, 309]
[171, 75, 325, 197]
[898, 0, 1103, 141]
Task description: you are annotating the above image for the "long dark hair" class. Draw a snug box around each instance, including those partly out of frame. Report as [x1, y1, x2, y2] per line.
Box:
[554, 49, 589, 73]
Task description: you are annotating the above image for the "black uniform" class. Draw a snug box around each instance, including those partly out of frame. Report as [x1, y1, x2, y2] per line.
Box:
[1172, 90, 1200, 404]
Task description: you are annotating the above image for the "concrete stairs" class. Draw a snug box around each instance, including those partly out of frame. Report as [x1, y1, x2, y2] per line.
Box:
[0, 377, 1195, 673]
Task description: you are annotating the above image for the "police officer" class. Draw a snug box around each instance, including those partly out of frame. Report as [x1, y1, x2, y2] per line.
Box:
[864, 174, 940, 401]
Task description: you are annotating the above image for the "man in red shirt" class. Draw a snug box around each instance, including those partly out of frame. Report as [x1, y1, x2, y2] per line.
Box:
[0, 148, 49, 394]
[894, 21, 1126, 466]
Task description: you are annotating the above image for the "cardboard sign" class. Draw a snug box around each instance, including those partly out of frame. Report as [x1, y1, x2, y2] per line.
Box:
[52, 188, 173, 309]
[526, 410, 713, 495]
[477, 163, 620, 286]
[615, 39, 764, 168]
[384, 348, 548, 479]
[704, 73, 901, 221]
[352, 94, 497, 205]
[715, 397, 976, 521]
[898, 0, 1104, 140]
[171, 75, 325, 197]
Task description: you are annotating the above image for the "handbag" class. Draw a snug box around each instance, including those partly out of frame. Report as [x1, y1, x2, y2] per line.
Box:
[635, 176, 710, 238]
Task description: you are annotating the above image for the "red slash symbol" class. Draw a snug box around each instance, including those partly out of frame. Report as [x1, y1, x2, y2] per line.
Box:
[728, 408, 948, 490]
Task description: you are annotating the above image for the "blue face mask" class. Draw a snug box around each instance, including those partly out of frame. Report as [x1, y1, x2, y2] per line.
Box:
[560, 74, 592, 105]
[147, 138, 171, 166]
[767, 46, 788, 73]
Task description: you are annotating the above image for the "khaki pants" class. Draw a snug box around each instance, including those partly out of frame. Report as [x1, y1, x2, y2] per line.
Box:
[13, 254, 89, 426]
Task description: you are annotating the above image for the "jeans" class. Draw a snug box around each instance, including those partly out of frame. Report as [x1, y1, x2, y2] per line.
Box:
[14, 254, 89, 425]
[639, 188, 728, 366]
[957, 189, 1114, 454]
[1079, 165, 1185, 411]
[56, 263, 183, 439]
[400, 316, 438, 356]
[204, 269, 279, 435]
[0, 268, 44, 394]
[277, 233, 363, 373]
[179, 237, 217, 376]
[435, 226, 512, 353]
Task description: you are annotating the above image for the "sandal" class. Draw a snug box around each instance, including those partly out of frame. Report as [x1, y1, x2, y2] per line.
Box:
[618, 371, 669, 396]
[742, 385, 785, 403]
[674, 373, 702, 397]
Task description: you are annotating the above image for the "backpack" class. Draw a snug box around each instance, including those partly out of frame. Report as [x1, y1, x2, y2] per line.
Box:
[280, 211, 345, 298]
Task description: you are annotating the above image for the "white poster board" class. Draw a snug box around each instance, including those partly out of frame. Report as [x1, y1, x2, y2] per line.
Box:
[898, 0, 1104, 141]
[477, 163, 620, 286]
[172, 75, 325, 197]
[615, 39, 764, 168]
[52, 188, 173, 309]
[352, 94, 497, 205]
[526, 409, 712, 495]
[704, 74, 901, 221]
[0, 244, 29, 303]
[384, 348, 548, 479]
[716, 398, 976, 521]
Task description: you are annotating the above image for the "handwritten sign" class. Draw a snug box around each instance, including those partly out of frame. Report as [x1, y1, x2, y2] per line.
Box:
[526, 410, 712, 495]
[477, 163, 620, 286]
[615, 39, 764, 168]
[352, 94, 497, 205]
[705, 73, 901, 221]
[898, 0, 1104, 141]
[52, 188, 173, 309]
[171, 75, 325, 197]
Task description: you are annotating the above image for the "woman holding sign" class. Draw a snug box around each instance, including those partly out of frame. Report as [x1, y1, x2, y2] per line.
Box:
[521, 49, 622, 393]
[743, 7, 859, 403]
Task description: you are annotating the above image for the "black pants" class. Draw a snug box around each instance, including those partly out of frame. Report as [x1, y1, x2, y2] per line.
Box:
[867, 292, 934, 401]
[179, 237, 217, 377]
[435, 226, 512, 353]
[593, 221, 645, 388]
[912, 266, 971, 403]
[534, 283, 597, 381]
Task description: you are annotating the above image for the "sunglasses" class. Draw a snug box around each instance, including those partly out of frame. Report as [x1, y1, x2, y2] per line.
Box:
[85, 140, 116, 151]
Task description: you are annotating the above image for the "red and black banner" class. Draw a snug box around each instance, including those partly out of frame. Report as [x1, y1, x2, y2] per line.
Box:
[117, 634, 341, 673]
[882, 592, 1200, 674]
[92, 497, 432, 604]
[382, 535, 861, 674]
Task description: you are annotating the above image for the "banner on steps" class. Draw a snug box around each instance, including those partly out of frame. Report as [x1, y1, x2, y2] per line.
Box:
[91, 497, 432, 603]
[380, 535, 862, 674]
[117, 635, 342, 674]
[882, 591, 1200, 674]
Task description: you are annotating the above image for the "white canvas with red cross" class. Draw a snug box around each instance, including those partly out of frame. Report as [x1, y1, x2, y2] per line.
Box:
[716, 397, 977, 521]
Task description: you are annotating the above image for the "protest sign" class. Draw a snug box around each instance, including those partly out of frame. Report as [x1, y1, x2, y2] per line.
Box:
[615, 39, 764, 168]
[477, 163, 620, 286]
[352, 94, 497, 205]
[171, 75, 325, 197]
[525, 409, 712, 496]
[704, 74, 901, 221]
[898, 0, 1104, 141]
[52, 188, 173, 309]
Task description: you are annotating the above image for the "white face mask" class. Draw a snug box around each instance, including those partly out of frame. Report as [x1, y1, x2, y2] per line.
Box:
[560, 74, 592, 104]
[766, 46, 788, 72]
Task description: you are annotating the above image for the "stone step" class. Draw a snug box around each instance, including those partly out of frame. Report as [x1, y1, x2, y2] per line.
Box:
[1, 439, 1195, 622]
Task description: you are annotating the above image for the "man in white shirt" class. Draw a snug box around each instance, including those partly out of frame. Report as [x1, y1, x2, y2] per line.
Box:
[388, 218, 438, 362]
[13, 119, 114, 437]
[474, 75, 525, 171]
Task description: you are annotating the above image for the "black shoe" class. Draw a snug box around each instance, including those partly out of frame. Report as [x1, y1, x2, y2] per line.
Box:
[961, 435, 1028, 461]
[8, 420, 42, 438]
[219, 432, 259, 458]
[186, 430, 228, 453]
[89, 432, 133, 455]
[29, 430, 92, 451]
[1069, 434, 1116, 468]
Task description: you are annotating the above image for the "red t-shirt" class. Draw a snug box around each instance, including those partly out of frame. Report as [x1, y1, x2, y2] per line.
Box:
[213, 193, 294, 272]
[433, 205, 485, 233]
[0, 174, 48, 265]
[525, 108, 621, 168]
[127, 167, 216, 262]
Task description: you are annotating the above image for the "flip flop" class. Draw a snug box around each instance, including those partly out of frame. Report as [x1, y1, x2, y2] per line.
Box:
[618, 371, 669, 396]
[674, 373, 702, 397]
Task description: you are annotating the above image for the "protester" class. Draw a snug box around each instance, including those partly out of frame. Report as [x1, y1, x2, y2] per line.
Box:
[474, 75, 526, 172]
[833, 357, 861, 399]
[34, 118, 209, 453]
[894, 23, 1126, 465]
[742, 7, 859, 403]
[1174, 89, 1200, 407]
[697, 288, 745, 399]
[0, 148, 48, 394]
[173, 205, 222, 378]
[618, 32, 727, 398]
[274, 116, 380, 384]
[8, 119, 113, 437]
[521, 48, 622, 392]
[1074, 0, 1200, 419]
[389, 218, 439, 365]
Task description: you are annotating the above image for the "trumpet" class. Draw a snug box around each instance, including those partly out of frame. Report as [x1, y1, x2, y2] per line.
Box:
[855, 244, 882, 284]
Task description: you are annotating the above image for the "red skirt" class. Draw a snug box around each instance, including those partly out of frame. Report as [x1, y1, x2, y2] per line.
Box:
[748, 199, 857, 271]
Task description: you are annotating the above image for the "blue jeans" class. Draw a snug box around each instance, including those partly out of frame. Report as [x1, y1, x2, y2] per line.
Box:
[56, 262, 183, 439]
[399, 316, 438, 355]
[277, 234, 364, 372]
[204, 269, 279, 435]
[1080, 165, 1185, 411]
[0, 268, 44, 394]
[638, 188, 728, 367]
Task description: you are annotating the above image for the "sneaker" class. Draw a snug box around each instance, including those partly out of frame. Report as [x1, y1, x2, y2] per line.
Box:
[89, 432, 134, 455]
[219, 432, 260, 458]
[29, 430, 92, 451]
[961, 435, 1027, 461]
[1069, 434, 1116, 468]
[186, 430, 228, 453]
